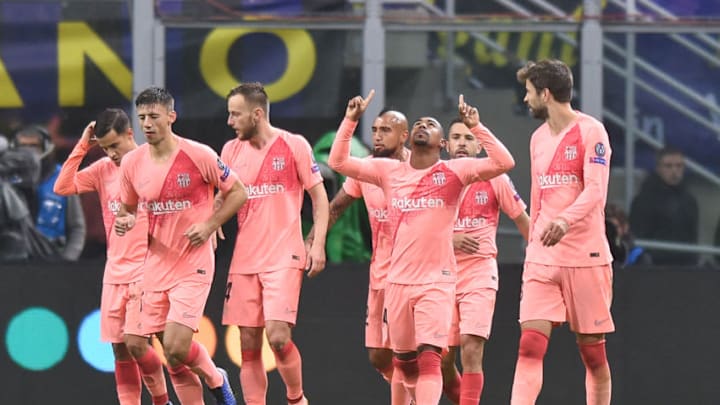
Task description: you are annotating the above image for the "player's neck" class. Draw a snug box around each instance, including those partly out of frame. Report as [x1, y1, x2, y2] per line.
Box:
[247, 122, 275, 150]
[546, 104, 578, 136]
[149, 132, 178, 161]
[409, 149, 439, 170]
[391, 148, 409, 162]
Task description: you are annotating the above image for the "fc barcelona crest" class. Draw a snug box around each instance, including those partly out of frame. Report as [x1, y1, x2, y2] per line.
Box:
[177, 173, 191, 188]
[272, 157, 285, 171]
[564, 145, 577, 160]
[432, 172, 446, 185]
[475, 191, 488, 205]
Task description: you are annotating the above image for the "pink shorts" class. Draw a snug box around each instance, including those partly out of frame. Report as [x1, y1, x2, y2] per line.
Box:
[519, 263, 615, 334]
[100, 282, 144, 342]
[222, 268, 304, 327]
[141, 280, 212, 335]
[449, 258, 498, 345]
[365, 287, 390, 349]
[385, 281, 455, 352]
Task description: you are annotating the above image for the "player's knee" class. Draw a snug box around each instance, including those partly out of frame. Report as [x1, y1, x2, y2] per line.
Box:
[267, 334, 291, 353]
[125, 339, 149, 360]
[578, 340, 608, 371]
[111, 342, 133, 360]
[164, 343, 189, 365]
[239, 328, 264, 351]
[265, 323, 292, 352]
[518, 329, 549, 360]
[469, 339, 487, 356]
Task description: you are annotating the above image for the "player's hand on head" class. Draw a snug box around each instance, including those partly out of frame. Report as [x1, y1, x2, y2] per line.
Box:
[453, 233, 480, 254]
[540, 218, 569, 247]
[304, 243, 326, 278]
[184, 222, 214, 247]
[458, 94, 480, 128]
[82, 121, 97, 147]
[345, 89, 376, 122]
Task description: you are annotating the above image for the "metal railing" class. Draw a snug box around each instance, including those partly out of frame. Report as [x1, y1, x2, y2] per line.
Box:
[610, 0, 720, 65]
[480, 0, 720, 258]
[139, 0, 720, 259]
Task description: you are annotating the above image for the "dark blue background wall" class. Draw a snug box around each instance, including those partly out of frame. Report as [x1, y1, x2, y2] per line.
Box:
[1, 259, 718, 404]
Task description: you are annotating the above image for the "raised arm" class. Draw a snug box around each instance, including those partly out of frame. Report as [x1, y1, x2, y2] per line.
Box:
[457, 95, 515, 183]
[54, 121, 97, 195]
[327, 91, 385, 186]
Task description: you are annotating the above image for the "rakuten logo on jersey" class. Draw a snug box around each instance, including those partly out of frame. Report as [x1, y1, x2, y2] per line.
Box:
[247, 183, 285, 199]
[108, 200, 122, 215]
[391, 197, 445, 211]
[144, 200, 192, 215]
[537, 173, 581, 189]
[454, 216, 487, 230]
[369, 208, 389, 222]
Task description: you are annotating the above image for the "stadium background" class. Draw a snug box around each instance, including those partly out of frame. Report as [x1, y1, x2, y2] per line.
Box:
[2, 0, 720, 403]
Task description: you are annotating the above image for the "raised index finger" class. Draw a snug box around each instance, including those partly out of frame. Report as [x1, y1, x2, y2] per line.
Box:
[458, 94, 465, 106]
[365, 89, 376, 105]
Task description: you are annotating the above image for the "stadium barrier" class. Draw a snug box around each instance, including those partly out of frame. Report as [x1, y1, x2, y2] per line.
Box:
[1, 259, 718, 404]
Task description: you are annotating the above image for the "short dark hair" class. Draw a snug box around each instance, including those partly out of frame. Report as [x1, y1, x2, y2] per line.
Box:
[95, 108, 130, 139]
[656, 145, 684, 162]
[445, 118, 465, 139]
[516, 59, 573, 103]
[605, 202, 628, 227]
[13, 126, 51, 152]
[135, 86, 174, 111]
[227, 82, 269, 112]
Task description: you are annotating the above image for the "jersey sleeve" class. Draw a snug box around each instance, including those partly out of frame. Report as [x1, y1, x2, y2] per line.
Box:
[74, 163, 102, 194]
[449, 123, 515, 185]
[492, 174, 527, 219]
[120, 154, 139, 207]
[194, 142, 240, 194]
[292, 135, 324, 190]
[327, 118, 387, 187]
[54, 141, 98, 195]
[527, 133, 540, 236]
[557, 121, 612, 226]
[342, 175, 363, 198]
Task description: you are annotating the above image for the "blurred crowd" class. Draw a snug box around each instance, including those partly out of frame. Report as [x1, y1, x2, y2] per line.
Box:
[0, 126, 85, 261]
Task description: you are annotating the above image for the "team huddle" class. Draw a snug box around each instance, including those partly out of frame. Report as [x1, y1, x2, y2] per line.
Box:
[54, 59, 614, 405]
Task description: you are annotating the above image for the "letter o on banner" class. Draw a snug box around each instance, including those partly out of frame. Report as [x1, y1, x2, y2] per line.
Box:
[200, 28, 316, 103]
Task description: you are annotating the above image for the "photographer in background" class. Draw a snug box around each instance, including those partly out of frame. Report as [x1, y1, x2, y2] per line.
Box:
[0, 134, 59, 261]
[11, 126, 85, 261]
